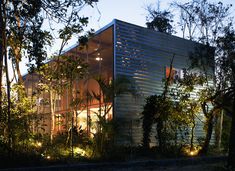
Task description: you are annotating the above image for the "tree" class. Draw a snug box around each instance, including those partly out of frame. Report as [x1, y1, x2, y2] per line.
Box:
[0, 0, 98, 154]
[174, 0, 235, 165]
[141, 55, 214, 155]
[171, 0, 235, 159]
[146, 3, 174, 34]
[55, 55, 88, 157]
[142, 95, 158, 150]
[0, 83, 36, 151]
[1, 0, 97, 82]
[187, 44, 219, 154]
[216, 26, 235, 169]
[90, 75, 135, 157]
[172, 0, 232, 43]
[0, 0, 4, 121]
[38, 55, 88, 142]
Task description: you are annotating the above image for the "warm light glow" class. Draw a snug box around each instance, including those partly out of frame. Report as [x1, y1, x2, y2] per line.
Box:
[46, 155, 51, 159]
[183, 146, 201, 156]
[74, 147, 86, 156]
[95, 57, 103, 61]
[76, 105, 112, 136]
[189, 150, 196, 156]
[36, 142, 42, 147]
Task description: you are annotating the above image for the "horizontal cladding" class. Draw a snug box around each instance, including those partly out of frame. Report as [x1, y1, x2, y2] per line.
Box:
[114, 20, 214, 145]
[116, 22, 196, 57]
[115, 23, 190, 97]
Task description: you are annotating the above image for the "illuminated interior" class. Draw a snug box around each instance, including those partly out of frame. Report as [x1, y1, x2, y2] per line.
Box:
[76, 105, 112, 135]
[53, 26, 114, 135]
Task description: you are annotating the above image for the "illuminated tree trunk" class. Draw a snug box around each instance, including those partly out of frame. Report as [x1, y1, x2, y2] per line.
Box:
[15, 57, 23, 84]
[49, 90, 55, 143]
[190, 112, 196, 151]
[70, 81, 75, 158]
[200, 102, 215, 154]
[200, 115, 213, 154]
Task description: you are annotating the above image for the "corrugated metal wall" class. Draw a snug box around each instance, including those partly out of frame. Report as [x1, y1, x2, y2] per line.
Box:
[113, 20, 214, 146]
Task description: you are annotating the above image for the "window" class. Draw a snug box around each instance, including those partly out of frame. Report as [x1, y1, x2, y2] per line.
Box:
[166, 67, 184, 83]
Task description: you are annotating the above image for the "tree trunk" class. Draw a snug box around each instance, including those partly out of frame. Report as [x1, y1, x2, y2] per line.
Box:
[142, 117, 153, 150]
[0, 0, 4, 120]
[69, 81, 74, 158]
[49, 90, 55, 143]
[157, 118, 164, 152]
[5, 37, 12, 150]
[215, 111, 223, 150]
[15, 59, 23, 84]
[228, 94, 235, 168]
[190, 115, 196, 151]
[2, 1, 12, 151]
[200, 115, 213, 154]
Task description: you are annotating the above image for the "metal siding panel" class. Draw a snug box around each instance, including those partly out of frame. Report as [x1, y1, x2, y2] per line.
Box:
[114, 20, 214, 146]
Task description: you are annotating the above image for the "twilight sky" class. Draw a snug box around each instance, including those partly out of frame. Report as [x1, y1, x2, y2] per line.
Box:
[20, 0, 235, 75]
[85, 0, 235, 31]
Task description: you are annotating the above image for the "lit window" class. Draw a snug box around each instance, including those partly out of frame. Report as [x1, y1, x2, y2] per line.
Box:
[165, 67, 184, 83]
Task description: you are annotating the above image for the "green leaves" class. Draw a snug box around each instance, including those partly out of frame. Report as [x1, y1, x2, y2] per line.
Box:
[38, 55, 88, 95]
[146, 8, 174, 34]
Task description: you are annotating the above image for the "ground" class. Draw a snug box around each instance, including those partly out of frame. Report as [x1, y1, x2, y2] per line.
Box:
[0, 158, 227, 171]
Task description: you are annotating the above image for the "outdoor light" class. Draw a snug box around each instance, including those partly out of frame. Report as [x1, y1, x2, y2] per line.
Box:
[95, 57, 103, 61]
[36, 141, 42, 147]
[74, 147, 86, 156]
[183, 146, 201, 157]
[189, 150, 196, 156]
[46, 155, 51, 159]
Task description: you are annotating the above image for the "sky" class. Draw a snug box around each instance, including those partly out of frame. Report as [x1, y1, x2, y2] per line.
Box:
[51, 0, 235, 54]
[82, 0, 235, 31]
[20, 0, 235, 75]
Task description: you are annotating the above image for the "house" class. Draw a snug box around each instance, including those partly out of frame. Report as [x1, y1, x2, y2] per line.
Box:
[23, 19, 214, 146]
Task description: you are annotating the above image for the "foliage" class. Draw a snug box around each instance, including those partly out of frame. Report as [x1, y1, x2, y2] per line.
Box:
[142, 65, 208, 156]
[0, 83, 36, 152]
[146, 5, 174, 34]
[172, 0, 232, 42]
[146, 0, 235, 161]
[216, 25, 235, 168]
[0, 0, 97, 159]
[142, 95, 159, 149]
[89, 76, 135, 158]
[36, 55, 88, 143]
[2, 0, 97, 75]
[91, 119, 117, 158]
